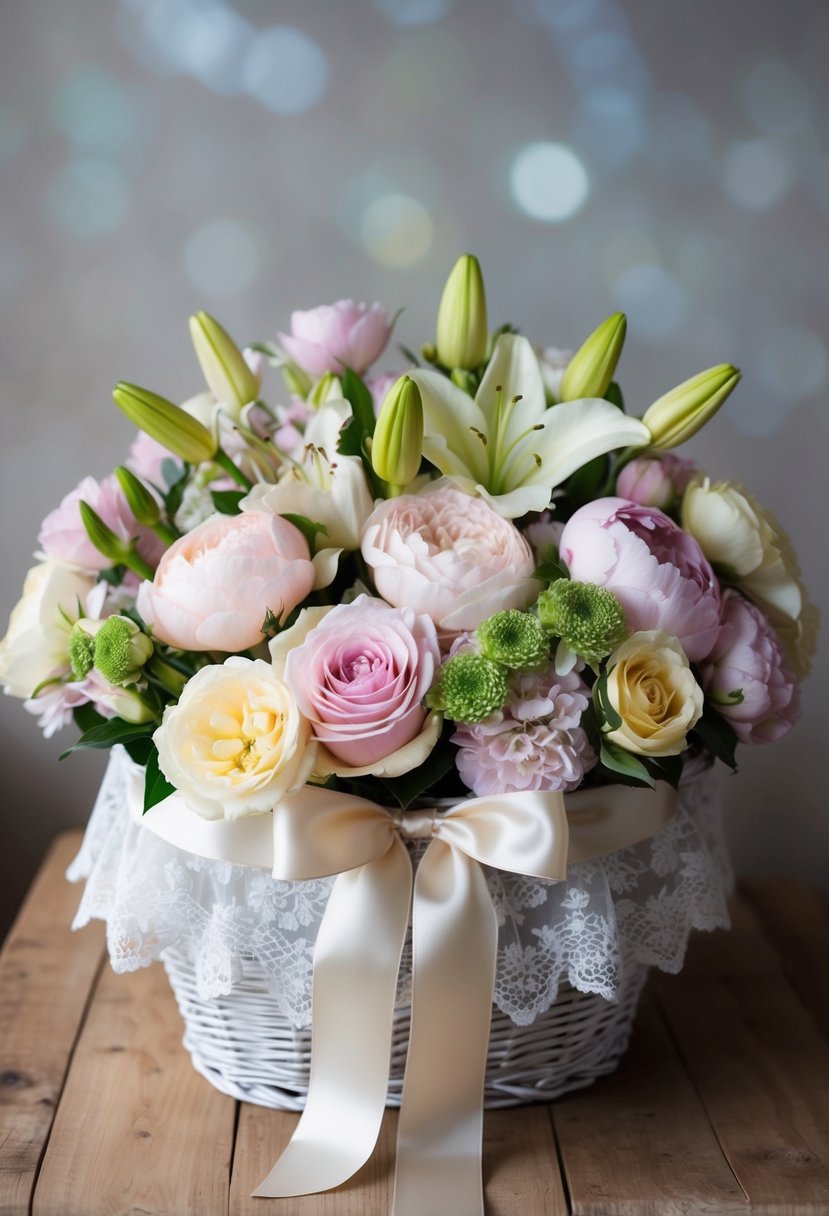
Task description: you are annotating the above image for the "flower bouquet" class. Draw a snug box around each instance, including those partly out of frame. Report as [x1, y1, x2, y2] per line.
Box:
[0, 256, 814, 1211]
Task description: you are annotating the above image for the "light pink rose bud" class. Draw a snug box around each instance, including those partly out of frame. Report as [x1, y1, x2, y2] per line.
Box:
[278, 300, 393, 377]
[616, 454, 696, 510]
[137, 513, 315, 652]
[560, 497, 722, 662]
[38, 474, 165, 572]
[361, 482, 540, 637]
[283, 596, 440, 769]
[702, 589, 799, 744]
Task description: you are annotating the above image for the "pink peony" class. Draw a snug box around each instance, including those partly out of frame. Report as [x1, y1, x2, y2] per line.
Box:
[361, 482, 540, 637]
[137, 513, 315, 652]
[278, 300, 393, 378]
[452, 666, 595, 796]
[616, 454, 696, 509]
[560, 497, 722, 662]
[38, 474, 165, 572]
[127, 431, 180, 487]
[702, 589, 799, 744]
[283, 596, 440, 769]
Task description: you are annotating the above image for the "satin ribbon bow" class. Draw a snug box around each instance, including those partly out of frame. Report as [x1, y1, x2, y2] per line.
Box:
[136, 775, 676, 1216]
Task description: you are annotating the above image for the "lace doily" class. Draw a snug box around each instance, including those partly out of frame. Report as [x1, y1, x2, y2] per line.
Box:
[68, 748, 733, 1028]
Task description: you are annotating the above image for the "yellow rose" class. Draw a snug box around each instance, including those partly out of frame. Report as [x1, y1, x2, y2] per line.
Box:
[681, 477, 816, 676]
[153, 657, 315, 820]
[0, 560, 97, 699]
[604, 631, 703, 757]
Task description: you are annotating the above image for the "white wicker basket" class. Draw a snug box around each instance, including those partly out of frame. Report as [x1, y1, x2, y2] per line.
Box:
[162, 946, 649, 1111]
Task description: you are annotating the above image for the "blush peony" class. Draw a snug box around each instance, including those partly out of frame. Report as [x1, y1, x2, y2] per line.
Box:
[278, 300, 393, 378]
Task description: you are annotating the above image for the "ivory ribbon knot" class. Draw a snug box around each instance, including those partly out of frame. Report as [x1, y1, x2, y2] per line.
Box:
[136, 778, 677, 1216]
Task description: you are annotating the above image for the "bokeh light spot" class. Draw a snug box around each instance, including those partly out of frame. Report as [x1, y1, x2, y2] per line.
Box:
[184, 219, 264, 298]
[361, 194, 433, 268]
[614, 264, 687, 341]
[373, 0, 454, 25]
[50, 68, 139, 153]
[0, 107, 26, 163]
[46, 159, 129, 238]
[243, 26, 328, 114]
[758, 327, 827, 398]
[722, 139, 794, 211]
[510, 142, 590, 222]
[741, 60, 812, 136]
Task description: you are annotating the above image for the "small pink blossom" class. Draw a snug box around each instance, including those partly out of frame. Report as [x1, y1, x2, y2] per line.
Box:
[38, 474, 165, 572]
[279, 301, 393, 377]
[452, 666, 596, 796]
[560, 497, 722, 662]
[273, 396, 313, 456]
[616, 454, 696, 509]
[367, 372, 400, 415]
[127, 432, 180, 487]
[702, 589, 800, 744]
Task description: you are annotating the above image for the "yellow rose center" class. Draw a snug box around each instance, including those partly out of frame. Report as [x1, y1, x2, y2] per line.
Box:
[190, 688, 289, 784]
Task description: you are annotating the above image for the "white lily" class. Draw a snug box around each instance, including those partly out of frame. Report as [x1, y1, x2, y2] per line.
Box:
[408, 334, 650, 517]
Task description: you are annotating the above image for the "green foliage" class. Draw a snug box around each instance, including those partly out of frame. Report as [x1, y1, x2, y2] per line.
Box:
[211, 489, 245, 515]
[690, 705, 739, 771]
[142, 746, 177, 813]
[59, 718, 155, 760]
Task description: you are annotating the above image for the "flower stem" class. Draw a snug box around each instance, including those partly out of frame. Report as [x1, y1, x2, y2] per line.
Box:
[214, 446, 253, 490]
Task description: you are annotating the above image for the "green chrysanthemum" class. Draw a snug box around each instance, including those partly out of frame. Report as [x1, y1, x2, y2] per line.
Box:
[426, 654, 508, 723]
[537, 579, 627, 663]
[476, 610, 549, 670]
[93, 616, 153, 686]
[67, 625, 95, 681]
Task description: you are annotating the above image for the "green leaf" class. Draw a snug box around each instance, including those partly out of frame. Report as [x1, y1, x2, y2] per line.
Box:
[59, 718, 155, 760]
[211, 489, 245, 515]
[642, 752, 683, 790]
[690, 706, 739, 771]
[338, 369, 376, 457]
[143, 746, 176, 814]
[163, 461, 190, 518]
[534, 544, 569, 584]
[377, 739, 458, 810]
[593, 670, 622, 731]
[280, 513, 329, 551]
[605, 381, 626, 411]
[398, 343, 421, 367]
[567, 454, 608, 508]
[599, 740, 654, 787]
[161, 457, 185, 488]
[72, 704, 108, 734]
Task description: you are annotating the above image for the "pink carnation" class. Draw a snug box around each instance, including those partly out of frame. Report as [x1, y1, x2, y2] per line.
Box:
[702, 589, 800, 744]
[38, 474, 165, 572]
[278, 300, 393, 377]
[560, 497, 722, 662]
[284, 596, 440, 769]
[452, 666, 596, 796]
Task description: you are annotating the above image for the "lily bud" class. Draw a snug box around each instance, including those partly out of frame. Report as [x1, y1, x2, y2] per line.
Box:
[189, 310, 260, 416]
[78, 501, 131, 567]
[559, 312, 627, 402]
[92, 683, 157, 725]
[113, 382, 217, 464]
[642, 363, 741, 451]
[371, 375, 424, 489]
[308, 372, 343, 408]
[435, 254, 488, 370]
[115, 466, 160, 526]
[93, 615, 154, 686]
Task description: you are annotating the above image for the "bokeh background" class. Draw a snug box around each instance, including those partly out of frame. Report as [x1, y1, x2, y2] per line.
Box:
[1, 0, 826, 937]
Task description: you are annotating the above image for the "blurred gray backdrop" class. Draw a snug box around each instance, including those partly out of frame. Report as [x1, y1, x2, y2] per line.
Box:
[1, 0, 827, 937]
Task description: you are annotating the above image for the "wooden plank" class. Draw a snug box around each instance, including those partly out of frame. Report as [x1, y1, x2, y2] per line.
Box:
[0, 831, 105, 1216]
[33, 959, 236, 1216]
[653, 897, 829, 1214]
[552, 995, 747, 1215]
[740, 878, 829, 1040]
[230, 1105, 568, 1215]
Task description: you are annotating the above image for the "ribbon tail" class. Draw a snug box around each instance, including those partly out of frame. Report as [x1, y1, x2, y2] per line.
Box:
[253, 839, 412, 1197]
[393, 842, 497, 1216]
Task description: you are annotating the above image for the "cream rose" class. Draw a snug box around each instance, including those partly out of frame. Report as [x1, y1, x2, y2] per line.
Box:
[153, 657, 315, 820]
[603, 630, 703, 757]
[0, 560, 97, 699]
[681, 477, 815, 675]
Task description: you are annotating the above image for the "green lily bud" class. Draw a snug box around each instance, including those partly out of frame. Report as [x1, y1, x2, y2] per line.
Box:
[282, 361, 313, 399]
[78, 501, 131, 567]
[642, 363, 741, 451]
[68, 618, 104, 680]
[189, 310, 260, 416]
[476, 610, 549, 670]
[559, 312, 627, 402]
[93, 615, 154, 686]
[308, 372, 343, 408]
[115, 466, 160, 526]
[371, 375, 424, 490]
[426, 654, 508, 723]
[98, 684, 157, 725]
[537, 580, 627, 664]
[113, 382, 217, 464]
[435, 254, 488, 370]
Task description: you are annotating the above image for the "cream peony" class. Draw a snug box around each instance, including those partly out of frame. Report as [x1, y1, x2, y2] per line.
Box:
[153, 657, 315, 820]
[604, 630, 703, 757]
[0, 560, 97, 699]
[681, 477, 815, 675]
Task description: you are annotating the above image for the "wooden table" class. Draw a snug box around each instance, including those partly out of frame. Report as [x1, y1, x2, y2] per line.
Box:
[2, 832, 829, 1215]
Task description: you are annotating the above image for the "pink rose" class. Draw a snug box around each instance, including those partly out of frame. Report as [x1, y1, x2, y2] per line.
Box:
[283, 596, 440, 770]
[38, 474, 165, 572]
[702, 589, 799, 744]
[361, 482, 540, 636]
[278, 300, 393, 377]
[616, 454, 696, 509]
[137, 513, 315, 652]
[560, 497, 721, 662]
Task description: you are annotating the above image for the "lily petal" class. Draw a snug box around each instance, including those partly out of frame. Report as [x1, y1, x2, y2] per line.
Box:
[475, 333, 547, 444]
[407, 367, 490, 483]
[503, 397, 651, 489]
